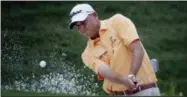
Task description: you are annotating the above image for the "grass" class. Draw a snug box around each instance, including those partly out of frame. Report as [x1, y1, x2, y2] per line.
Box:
[1, 91, 68, 96]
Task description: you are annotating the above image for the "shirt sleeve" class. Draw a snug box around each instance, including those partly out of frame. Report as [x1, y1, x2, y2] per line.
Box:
[111, 14, 140, 46]
[81, 46, 107, 74]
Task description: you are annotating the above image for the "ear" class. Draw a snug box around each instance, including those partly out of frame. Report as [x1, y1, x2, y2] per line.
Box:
[92, 12, 98, 18]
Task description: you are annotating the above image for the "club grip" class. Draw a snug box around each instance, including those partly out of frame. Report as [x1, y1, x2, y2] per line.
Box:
[134, 81, 137, 85]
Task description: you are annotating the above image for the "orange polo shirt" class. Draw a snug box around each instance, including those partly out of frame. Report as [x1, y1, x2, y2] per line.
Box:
[81, 13, 157, 94]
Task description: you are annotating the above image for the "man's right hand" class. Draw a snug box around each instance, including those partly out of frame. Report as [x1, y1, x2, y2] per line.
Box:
[121, 76, 137, 90]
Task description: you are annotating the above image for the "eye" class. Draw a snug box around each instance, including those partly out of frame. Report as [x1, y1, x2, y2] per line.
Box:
[75, 21, 85, 27]
[76, 22, 82, 26]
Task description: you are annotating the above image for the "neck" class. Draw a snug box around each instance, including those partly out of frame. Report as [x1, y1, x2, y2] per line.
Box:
[90, 20, 101, 40]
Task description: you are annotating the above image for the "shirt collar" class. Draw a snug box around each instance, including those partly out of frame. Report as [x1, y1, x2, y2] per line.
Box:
[89, 20, 108, 46]
[99, 20, 108, 31]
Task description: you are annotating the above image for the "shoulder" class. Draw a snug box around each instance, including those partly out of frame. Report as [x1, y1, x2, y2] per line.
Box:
[100, 13, 128, 23]
[110, 13, 125, 19]
[107, 13, 135, 28]
[101, 13, 133, 24]
[109, 13, 130, 22]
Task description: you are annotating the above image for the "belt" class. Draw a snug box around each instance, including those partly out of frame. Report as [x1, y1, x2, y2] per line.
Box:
[113, 82, 157, 95]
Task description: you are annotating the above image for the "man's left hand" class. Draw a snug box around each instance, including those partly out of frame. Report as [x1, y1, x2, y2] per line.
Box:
[127, 74, 138, 90]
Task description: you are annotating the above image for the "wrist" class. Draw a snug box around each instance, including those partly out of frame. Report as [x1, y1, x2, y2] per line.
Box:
[128, 72, 136, 77]
[128, 74, 135, 78]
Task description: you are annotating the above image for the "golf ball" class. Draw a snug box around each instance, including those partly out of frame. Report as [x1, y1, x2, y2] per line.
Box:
[40, 60, 46, 68]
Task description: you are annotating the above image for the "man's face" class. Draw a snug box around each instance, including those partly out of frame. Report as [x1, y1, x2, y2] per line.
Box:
[75, 14, 100, 38]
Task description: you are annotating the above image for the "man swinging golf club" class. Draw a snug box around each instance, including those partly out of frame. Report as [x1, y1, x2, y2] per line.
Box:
[69, 3, 161, 96]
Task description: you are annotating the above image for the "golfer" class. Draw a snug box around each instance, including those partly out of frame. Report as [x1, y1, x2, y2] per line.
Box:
[69, 3, 160, 96]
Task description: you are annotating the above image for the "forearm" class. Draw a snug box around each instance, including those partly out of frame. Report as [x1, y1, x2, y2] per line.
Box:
[129, 46, 144, 75]
[98, 64, 128, 85]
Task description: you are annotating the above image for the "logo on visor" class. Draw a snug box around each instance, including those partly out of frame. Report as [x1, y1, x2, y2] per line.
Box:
[70, 10, 82, 19]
